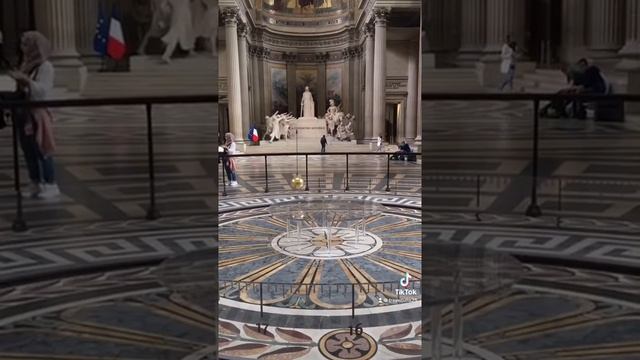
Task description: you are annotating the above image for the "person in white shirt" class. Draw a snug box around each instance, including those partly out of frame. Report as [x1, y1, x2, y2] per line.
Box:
[376, 135, 383, 152]
[499, 36, 517, 92]
[9, 31, 60, 199]
[222, 132, 238, 186]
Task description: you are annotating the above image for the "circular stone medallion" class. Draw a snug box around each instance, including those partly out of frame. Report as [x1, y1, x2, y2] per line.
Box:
[271, 227, 382, 260]
[318, 329, 377, 360]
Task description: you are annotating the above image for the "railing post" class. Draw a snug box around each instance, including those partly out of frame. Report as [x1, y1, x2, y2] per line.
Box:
[260, 282, 264, 318]
[351, 283, 355, 318]
[305, 154, 309, 191]
[386, 154, 391, 192]
[345, 154, 350, 191]
[264, 155, 269, 193]
[221, 155, 227, 196]
[10, 107, 27, 232]
[145, 103, 159, 220]
[526, 99, 542, 217]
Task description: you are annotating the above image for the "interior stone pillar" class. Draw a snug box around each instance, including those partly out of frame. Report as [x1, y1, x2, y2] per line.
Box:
[405, 41, 418, 143]
[286, 57, 297, 115]
[363, 22, 375, 140]
[372, 8, 389, 140]
[617, 0, 640, 70]
[587, 0, 625, 61]
[34, 0, 87, 92]
[318, 60, 327, 119]
[238, 24, 250, 134]
[457, 0, 486, 66]
[560, 0, 587, 63]
[74, 0, 101, 71]
[222, 7, 243, 141]
[478, 0, 526, 87]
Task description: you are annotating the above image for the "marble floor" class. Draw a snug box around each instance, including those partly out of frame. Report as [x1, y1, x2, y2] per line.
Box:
[0, 99, 638, 359]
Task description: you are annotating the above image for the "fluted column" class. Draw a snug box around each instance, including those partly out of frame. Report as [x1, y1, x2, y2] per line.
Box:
[457, 0, 486, 65]
[372, 8, 389, 140]
[405, 41, 418, 142]
[482, 0, 526, 58]
[238, 24, 250, 135]
[618, 0, 640, 69]
[587, 0, 625, 60]
[74, 0, 101, 70]
[34, 0, 87, 91]
[223, 8, 243, 141]
[560, 0, 587, 63]
[363, 22, 375, 139]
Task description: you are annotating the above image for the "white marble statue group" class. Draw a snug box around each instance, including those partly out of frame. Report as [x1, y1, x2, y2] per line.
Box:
[324, 99, 354, 141]
[264, 112, 296, 142]
[138, 0, 218, 63]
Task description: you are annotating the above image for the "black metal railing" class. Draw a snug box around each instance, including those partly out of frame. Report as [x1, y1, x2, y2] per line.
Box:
[0, 95, 218, 232]
[218, 151, 421, 196]
[422, 92, 636, 219]
[219, 279, 421, 318]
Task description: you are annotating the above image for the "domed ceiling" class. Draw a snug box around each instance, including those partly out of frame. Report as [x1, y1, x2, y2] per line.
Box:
[260, 0, 350, 16]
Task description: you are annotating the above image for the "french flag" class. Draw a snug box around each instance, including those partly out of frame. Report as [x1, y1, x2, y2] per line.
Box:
[247, 127, 259, 143]
[107, 6, 126, 61]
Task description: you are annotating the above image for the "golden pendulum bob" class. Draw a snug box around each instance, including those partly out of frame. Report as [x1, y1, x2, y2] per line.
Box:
[291, 128, 305, 190]
[291, 175, 305, 190]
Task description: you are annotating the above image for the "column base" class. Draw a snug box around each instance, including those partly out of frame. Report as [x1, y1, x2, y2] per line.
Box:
[80, 55, 104, 72]
[53, 63, 88, 92]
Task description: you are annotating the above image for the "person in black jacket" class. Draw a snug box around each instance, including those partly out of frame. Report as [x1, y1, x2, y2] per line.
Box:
[320, 135, 327, 153]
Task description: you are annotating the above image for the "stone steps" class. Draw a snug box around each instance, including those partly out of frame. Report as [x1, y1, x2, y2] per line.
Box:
[81, 55, 216, 98]
[422, 67, 485, 93]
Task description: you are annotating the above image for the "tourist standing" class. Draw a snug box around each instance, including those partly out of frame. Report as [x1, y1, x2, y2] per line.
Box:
[499, 36, 517, 92]
[9, 31, 59, 199]
[222, 132, 238, 186]
[376, 135, 383, 152]
[320, 135, 327, 153]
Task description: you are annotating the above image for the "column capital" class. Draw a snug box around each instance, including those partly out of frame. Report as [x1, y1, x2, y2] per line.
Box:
[373, 8, 390, 25]
[237, 23, 248, 37]
[222, 7, 239, 25]
[363, 21, 376, 37]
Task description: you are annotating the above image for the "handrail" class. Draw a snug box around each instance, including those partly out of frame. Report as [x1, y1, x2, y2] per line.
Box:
[421, 92, 638, 101]
[219, 279, 421, 287]
[225, 151, 422, 157]
[0, 94, 218, 108]
[3, 95, 219, 232]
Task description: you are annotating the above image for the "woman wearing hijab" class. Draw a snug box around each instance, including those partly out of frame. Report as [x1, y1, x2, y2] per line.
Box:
[9, 31, 59, 199]
[222, 132, 238, 186]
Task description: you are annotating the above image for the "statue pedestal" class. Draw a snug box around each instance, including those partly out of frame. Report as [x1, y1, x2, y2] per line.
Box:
[292, 117, 326, 139]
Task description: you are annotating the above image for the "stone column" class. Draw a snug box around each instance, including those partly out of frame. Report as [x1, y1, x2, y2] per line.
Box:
[364, 22, 375, 139]
[405, 41, 418, 143]
[286, 55, 297, 115]
[457, 0, 486, 66]
[617, 0, 640, 69]
[587, 0, 625, 61]
[318, 58, 327, 118]
[482, 0, 526, 56]
[34, 0, 87, 91]
[222, 8, 243, 141]
[372, 8, 389, 140]
[478, 0, 526, 87]
[560, 0, 587, 63]
[74, 0, 102, 71]
[238, 24, 250, 135]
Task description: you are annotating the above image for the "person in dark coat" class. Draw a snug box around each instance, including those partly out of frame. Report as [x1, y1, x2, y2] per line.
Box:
[320, 135, 327, 153]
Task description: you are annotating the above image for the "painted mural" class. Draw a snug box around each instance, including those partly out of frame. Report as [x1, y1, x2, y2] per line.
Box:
[326, 65, 342, 107]
[271, 67, 288, 114]
[295, 68, 318, 117]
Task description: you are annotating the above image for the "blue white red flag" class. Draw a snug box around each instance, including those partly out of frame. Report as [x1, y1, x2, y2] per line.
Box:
[247, 127, 259, 142]
[107, 6, 126, 60]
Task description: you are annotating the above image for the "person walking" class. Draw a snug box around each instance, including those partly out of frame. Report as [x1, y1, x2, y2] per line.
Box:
[9, 31, 59, 199]
[499, 36, 517, 92]
[376, 135, 383, 152]
[320, 135, 327, 153]
[222, 132, 238, 186]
